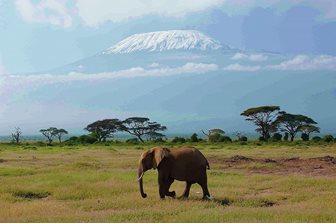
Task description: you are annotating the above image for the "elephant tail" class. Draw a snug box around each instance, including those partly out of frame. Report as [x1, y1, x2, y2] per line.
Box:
[206, 160, 210, 170]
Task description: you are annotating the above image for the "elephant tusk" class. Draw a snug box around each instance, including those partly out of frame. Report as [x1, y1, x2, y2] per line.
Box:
[137, 172, 144, 181]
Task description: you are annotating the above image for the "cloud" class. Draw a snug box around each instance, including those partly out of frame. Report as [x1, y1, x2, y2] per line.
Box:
[268, 55, 336, 71]
[232, 53, 268, 62]
[15, 0, 72, 28]
[75, 0, 226, 26]
[149, 63, 160, 68]
[223, 63, 261, 72]
[14, 0, 336, 28]
[0, 63, 217, 95]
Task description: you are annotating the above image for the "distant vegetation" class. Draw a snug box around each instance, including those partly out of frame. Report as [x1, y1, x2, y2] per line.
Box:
[2, 106, 335, 145]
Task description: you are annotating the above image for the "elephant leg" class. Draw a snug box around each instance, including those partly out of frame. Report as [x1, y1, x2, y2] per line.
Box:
[165, 178, 176, 198]
[198, 172, 211, 199]
[182, 182, 192, 198]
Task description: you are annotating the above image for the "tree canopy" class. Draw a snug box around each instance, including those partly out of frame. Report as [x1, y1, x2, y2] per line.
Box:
[121, 117, 167, 142]
[241, 106, 281, 141]
[40, 127, 58, 144]
[85, 119, 122, 142]
[277, 112, 317, 141]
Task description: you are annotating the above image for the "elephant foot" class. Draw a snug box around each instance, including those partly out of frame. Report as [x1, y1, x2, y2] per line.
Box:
[202, 195, 214, 201]
[166, 191, 176, 198]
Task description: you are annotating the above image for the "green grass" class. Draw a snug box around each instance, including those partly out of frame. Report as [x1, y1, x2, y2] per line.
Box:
[0, 142, 335, 222]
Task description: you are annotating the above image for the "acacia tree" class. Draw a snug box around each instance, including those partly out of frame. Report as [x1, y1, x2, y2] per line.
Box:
[85, 119, 122, 142]
[301, 124, 320, 140]
[121, 117, 167, 143]
[54, 128, 68, 143]
[202, 129, 225, 137]
[11, 127, 22, 144]
[277, 112, 318, 141]
[241, 106, 280, 141]
[40, 127, 58, 144]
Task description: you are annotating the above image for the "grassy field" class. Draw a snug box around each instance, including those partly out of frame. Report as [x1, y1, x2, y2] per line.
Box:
[0, 142, 336, 223]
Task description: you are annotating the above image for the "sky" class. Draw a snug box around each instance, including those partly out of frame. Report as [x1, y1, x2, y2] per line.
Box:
[0, 0, 336, 74]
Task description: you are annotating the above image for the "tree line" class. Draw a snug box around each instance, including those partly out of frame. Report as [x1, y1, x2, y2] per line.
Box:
[7, 105, 335, 144]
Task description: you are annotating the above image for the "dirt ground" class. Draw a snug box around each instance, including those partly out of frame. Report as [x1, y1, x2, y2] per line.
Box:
[209, 155, 336, 176]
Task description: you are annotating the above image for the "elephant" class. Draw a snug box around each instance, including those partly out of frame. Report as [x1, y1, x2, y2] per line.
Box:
[137, 147, 211, 199]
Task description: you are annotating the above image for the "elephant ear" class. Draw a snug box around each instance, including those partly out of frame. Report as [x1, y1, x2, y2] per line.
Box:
[152, 147, 170, 169]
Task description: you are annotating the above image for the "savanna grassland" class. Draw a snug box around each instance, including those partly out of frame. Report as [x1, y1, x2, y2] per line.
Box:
[0, 142, 336, 223]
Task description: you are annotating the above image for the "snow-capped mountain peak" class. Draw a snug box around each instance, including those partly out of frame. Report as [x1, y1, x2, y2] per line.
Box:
[102, 30, 224, 54]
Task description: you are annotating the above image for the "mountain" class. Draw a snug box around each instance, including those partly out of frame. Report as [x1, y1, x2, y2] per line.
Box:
[1, 30, 335, 135]
[102, 30, 225, 54]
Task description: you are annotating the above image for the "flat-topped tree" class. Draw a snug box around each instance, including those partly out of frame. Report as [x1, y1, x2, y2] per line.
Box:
[241, 106, 281, 141]
[277, 112, 318, 141]
[40, 127, 58, 144]
[54, 128, 68, 143]
[85, 119, 122, 142]
[121, 117, 167, 143]
[301, 124, 320, 140]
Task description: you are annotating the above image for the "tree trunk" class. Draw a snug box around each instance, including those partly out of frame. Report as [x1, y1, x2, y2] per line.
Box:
[137, 135, 144, 143]
[290, 134, 295, 141]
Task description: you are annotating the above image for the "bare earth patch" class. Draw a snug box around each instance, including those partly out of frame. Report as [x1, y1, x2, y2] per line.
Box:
[210, 155, 336, 176]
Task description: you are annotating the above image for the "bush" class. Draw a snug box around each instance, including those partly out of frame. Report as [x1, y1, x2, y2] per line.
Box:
[126, 138, 139, 144]
[323, 135, 334, 143]
[301, 133, 309, 141]
[190, 133, 199, 142]
[171, 137, 186, 143]
[283, 133, 289, 141]
[312, 136, 322, 142]
[272, 133, 282, 142]
[239, 136, 248, 142]
[152, 138, 166, 143]
[209, 133, 231, 143]
[209, 133, 221, 142]
[78, 135, 97, 144]
[219, 136, 232, 142]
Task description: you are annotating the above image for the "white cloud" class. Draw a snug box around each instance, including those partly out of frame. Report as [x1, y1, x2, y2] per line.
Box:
[75, 0, 226, 26]
[268, 55, 336, 71]
[15, 0, 72, 28]
[0, 63, 217, 94]
[149, 63, 160, 68]
[232, 53, 268, 62]
[223, 63, 261, 72]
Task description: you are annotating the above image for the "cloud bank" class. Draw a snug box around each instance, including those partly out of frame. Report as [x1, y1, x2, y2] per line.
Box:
[0, 63, 218, 93]
[223, 63, 261, 72]
[15, 0, 336, 27]
[268, 55, 336, 71]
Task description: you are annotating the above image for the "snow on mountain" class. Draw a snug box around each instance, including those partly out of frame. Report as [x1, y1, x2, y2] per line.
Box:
[102, 30, 224, 54]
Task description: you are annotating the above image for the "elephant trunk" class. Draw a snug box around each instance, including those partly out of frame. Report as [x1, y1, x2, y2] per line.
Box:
[138, 165, 147, 198]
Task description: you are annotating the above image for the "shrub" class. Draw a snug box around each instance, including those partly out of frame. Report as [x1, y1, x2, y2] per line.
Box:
[283, 133, 289, 141]
[78, 135, 97, 144]
[68, 136, 78, 141]
[172, 137, 186, 143]
[190, 133, 199, 142]
[272, 133, 282, 142]
[209, 133, 221, 142]
[126, 138, 139, 144]
[323, 135, 334, 143]
[312, 136, 322, 142]
[301, 133, 309, 141]
[239, 136, 248, 142]
[219, 136, 232, 142]
[209, 133, 231, 143]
